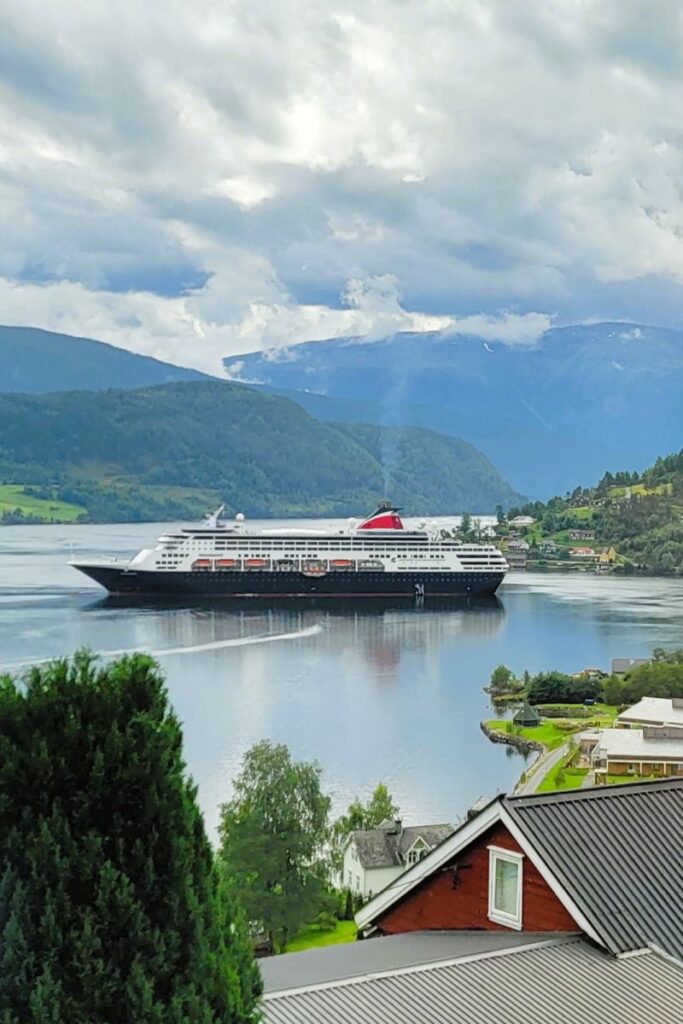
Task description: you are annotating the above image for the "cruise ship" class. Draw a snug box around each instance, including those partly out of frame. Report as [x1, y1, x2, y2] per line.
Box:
[70, 503, 508, 598]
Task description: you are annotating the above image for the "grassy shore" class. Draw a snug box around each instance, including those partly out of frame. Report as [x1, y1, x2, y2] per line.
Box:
[0, 485, 86, 523]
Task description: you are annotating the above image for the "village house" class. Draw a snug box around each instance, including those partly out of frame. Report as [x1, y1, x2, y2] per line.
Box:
[506, 538, 529, 551]
[615, 696, 683, 728]
[569, 546, 596, 558]
[586, 727, 683, 778]
[568, 529, 595, 540]
[508, 515, 535, 527]
[538, 539, 558, 555]
[505, 551, 527, 570]
[342, 819, 454, 899]
[611, 657, 649, 676]
[261, 781, 683, 1023]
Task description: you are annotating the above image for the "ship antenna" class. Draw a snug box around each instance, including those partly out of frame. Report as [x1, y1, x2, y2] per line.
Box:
[204, 505, 225, 528]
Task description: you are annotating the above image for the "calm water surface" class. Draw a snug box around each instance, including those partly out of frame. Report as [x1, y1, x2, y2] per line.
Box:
[2, 520, 683, 837]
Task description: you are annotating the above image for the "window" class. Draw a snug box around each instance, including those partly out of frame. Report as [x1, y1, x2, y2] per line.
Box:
[488, 847, 523, 929]
[406, 843, 427, 866]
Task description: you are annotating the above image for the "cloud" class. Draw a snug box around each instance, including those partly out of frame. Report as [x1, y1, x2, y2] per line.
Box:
[2, 1, 683, 371]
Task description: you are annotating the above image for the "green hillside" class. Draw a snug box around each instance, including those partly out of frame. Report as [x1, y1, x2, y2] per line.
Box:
[0, 325, 214, 393]
[505, 450, 683, 574]
[0, 381, 522, 523]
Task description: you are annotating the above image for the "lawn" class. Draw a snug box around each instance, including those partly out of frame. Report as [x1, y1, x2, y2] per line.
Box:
[537, 765, 589, 793]
[486, 719, 583, 750]
[0, 485, 86, 523]
[285, 920, 357, 953]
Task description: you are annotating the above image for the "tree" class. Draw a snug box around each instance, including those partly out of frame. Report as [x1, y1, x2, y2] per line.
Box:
[0, 651, 261, 1023]
[490, 665, 516, 693]
[218, 741, 331, 953]
[331, 783, 400, 872]
[460, 512, 473, 539]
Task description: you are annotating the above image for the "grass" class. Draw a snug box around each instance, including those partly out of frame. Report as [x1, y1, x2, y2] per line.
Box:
[285, 920, 357, 953]
[603, 774, 658, 786]
[537, 766, 589, 793]
[486, 719, 582, 750]
[0, 484, 86, 523]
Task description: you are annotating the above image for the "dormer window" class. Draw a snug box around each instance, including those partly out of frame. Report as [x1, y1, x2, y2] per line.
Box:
[406, 838, 429, 866]
[488, 846, 523, 929]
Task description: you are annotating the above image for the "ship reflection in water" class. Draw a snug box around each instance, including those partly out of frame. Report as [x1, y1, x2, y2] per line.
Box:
[94, 595, 505, 686]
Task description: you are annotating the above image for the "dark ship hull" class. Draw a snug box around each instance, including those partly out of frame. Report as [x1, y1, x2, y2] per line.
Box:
[73, 564, 505, 598]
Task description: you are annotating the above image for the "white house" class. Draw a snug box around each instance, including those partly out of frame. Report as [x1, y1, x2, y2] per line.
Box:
[616, 696, 683, 729]
[509, 515, 535, 527]
[342, 819, 454, 900]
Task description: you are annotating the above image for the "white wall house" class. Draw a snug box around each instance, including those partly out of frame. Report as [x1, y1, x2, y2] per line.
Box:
[342, 819, 454, 900]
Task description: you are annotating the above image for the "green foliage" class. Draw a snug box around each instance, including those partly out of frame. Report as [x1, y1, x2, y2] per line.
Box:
[0, 651, 261, 1023]
[331, 783, 400, 872]
[617, 649, 683, 702]
[218, 741, 331, 954]
[527, 670, 602, 705]
[315, 911, 337, 933]
[489, 664, 518, 693]
[0, 381, 522, 523]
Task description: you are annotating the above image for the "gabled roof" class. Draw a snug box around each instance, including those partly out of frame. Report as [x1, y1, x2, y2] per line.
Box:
[356, 779, 683, 959]
[262, 936, 683, 1024]
[618, 696, 683, 726]
[349, 823, 454, 869]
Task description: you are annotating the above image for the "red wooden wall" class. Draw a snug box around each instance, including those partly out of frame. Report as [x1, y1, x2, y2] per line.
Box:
[375, 822, 578, 935]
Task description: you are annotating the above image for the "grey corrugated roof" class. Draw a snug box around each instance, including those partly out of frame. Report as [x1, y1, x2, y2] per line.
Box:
[263, 937, 683, 1024]
[261, 930, 559, 993]
[351, 823, 454, 868]
[505, 778, 683, 958]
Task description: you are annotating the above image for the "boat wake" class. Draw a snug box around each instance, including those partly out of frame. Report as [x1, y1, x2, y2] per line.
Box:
[0, 624, 323, 670]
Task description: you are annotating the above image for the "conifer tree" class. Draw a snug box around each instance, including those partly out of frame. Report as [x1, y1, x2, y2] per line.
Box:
[0, 651, 261, 1023]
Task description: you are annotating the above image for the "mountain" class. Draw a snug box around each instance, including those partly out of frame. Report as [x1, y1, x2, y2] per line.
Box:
[228, 323, 683, 498]
[0, 325, 215, 392]
[0, 381, 522, 523]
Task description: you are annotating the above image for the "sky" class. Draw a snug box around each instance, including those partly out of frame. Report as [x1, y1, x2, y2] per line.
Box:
[3, 0, 683, 373]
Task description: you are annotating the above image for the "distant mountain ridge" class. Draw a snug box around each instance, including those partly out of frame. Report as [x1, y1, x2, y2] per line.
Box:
[0, 381, 522, 522]
[0, 325, 215, 392]
[228, 322, 683, 498]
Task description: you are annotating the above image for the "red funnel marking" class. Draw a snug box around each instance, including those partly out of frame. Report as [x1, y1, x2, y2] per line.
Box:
[359, 512, 404, 530]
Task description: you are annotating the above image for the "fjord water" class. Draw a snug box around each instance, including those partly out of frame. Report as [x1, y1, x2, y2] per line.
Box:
[3, 521, 683, 838]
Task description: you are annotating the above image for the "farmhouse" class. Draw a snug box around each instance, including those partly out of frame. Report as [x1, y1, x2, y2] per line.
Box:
[261, 781, 683, 1024]
[342, 819, 454, 899]
[616, 695, 683, 728]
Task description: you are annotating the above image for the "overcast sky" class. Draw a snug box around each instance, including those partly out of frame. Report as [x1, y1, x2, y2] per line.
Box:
[3, 0, 683, 372]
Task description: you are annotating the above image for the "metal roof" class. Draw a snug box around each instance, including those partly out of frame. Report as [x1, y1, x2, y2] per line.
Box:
[263, 937, 683, 1024]
[505, 778, 683, 958]
[618, 696, 683, 726]
[261, 930, 557, 993]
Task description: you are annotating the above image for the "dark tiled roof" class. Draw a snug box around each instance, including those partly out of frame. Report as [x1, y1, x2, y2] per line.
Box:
[263, 937, 683, 1024]
[260, 930, 553, 993]
[505, 778, 683, 958]
[350, 823, 454, 868]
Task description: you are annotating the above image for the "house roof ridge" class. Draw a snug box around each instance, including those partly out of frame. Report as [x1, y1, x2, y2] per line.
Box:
[264, 935, 581, 1000]
[506, 776, 683, 806]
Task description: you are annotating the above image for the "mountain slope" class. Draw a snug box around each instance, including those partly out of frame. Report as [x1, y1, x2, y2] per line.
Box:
[0, 381, 522, 522]
[229, 323, 683, 498]
[0, 325, 215, 392]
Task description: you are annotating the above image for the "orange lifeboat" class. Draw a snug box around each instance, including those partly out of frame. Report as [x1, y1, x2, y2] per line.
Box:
[215, 558, 240, 569]
[192, 558, 213, 571]
[244, 558, 270, 570]
[330, 559, 353, 570]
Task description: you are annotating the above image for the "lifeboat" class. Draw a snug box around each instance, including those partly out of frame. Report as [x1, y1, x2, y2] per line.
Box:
[215, 558, 240, 570]
[302, 559, 327, 577]
[192, 558, 213, 571]
[244, 558, 270, 570]
[275, 559, 299, 571]
[358, 560, 385, 571]
[330, 559, 353, 570]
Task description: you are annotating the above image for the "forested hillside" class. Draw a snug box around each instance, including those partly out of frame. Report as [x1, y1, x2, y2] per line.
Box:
[508, 450, 683, 573]
[0, 381, 521, 522]
[0, 325, 215, 393]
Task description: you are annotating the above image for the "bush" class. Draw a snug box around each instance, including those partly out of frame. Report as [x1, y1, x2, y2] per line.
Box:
[316, 911, 338, 933]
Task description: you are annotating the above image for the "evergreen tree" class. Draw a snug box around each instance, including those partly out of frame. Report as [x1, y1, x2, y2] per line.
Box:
[218, 741, 331, 953]
[0, 651, 261, 1023]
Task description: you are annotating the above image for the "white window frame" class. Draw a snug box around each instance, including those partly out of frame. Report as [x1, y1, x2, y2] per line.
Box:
[488, 846, 524, 930]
